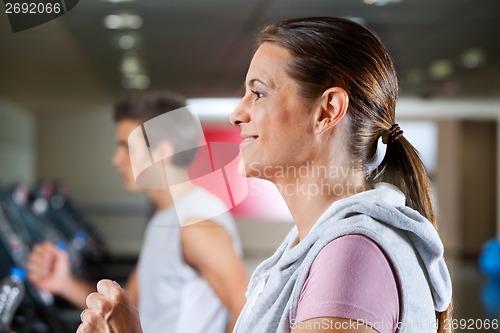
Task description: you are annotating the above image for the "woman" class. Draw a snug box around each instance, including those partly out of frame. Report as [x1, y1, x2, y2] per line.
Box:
[77, 17, 452, 333]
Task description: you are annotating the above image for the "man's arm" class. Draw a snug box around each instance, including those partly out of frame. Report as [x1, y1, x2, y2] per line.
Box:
[125, 265, 139, 306]
[181, 220, 248, 333]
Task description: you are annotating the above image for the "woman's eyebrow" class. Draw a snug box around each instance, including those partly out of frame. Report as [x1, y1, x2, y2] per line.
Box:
[247, 78, 269, 88]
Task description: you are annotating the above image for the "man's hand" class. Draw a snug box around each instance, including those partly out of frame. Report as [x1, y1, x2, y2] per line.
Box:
[27, 241, 70, 294]
[77, 279, 143, 333]
[27, 241, 94, 308]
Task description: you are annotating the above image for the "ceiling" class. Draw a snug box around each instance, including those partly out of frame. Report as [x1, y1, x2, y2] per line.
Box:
[0, 0, 499, 115]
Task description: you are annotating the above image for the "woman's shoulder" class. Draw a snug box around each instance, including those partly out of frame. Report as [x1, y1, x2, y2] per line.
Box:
[294, 234, 400, 333]
[314, 234, 388, 265]
[305, 234, 398, 288]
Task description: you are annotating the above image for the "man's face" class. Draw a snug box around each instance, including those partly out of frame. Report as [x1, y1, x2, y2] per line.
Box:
[112, 119, 143, 193]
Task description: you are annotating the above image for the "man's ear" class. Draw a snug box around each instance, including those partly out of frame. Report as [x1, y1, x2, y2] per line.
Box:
[151, 140, 175, 162]
[315, 87, 349, 134]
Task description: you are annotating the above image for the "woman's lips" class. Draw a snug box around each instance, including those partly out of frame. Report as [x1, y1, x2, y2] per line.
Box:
[241, 136, 258, 145]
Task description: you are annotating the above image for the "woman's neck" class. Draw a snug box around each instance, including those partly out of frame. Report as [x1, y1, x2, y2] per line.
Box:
[275, 164, 368, 241]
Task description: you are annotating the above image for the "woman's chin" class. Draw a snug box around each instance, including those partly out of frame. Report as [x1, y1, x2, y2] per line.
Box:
[238, 157, 250, 177]
[238, 156, 261, 178]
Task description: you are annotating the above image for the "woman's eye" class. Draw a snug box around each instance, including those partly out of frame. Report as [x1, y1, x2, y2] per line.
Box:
[251, 90, 264, 99]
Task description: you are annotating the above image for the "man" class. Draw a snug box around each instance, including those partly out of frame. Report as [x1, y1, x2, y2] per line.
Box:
[27, 91, 248, 333]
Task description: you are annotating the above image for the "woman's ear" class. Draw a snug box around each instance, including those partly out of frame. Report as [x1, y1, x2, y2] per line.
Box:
[315, 87, 349, 134]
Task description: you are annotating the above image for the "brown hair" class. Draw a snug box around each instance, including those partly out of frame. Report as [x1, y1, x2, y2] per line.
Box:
[258, 17, 452, 332]
[114, 90, 199, 167]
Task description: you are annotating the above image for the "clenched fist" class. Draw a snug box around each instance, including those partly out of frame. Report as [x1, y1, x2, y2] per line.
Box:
[77, 279, 143, 333]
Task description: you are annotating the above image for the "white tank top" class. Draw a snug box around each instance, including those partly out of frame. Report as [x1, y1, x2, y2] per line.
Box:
[138, 187, 242, 333]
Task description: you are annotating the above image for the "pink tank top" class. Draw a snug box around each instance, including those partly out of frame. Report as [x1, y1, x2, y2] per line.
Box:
[294, 234, 400, 333]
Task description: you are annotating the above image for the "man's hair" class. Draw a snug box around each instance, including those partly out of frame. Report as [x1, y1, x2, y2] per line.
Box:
[113, 91, 200, 167]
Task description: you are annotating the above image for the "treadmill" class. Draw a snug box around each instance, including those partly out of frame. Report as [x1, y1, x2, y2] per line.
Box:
[0, 186, 70, 333]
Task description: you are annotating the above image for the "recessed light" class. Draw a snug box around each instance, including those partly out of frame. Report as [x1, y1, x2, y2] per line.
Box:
[104, 14, 143, 30]
[119, 35, 135, 49]
[122, 74, 150, 90]
[111, 33, 141, 50]
[121, 53, 143, 75]
[429, 60, 453, 80]
[462, 48, 486, 69]
[100, 0, 137, 3]
[363, 0, 402, 5]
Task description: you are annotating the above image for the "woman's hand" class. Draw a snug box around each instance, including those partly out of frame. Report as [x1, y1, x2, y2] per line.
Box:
[77, 279, 143, 333]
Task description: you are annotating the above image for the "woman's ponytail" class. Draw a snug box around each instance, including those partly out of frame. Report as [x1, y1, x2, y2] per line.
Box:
[371, 132, 436, 228]
[369, 130, 453, 333]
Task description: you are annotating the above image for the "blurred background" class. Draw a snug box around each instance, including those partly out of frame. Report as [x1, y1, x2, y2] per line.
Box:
[1, 0, 500, 332]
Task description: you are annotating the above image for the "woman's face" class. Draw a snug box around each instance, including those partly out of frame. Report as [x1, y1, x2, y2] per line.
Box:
[230, 42, 317, 181]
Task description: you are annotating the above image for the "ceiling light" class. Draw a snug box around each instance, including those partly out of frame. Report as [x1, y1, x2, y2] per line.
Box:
[363, 0, 402, 5]
[100, 0, 136, 3]
[462, 48, 486, 69]
[104, 15, 121, 29]
[111, 33, 141, 50]
[104, 14, 143, 30]
[133, 74, 150, 89]
[119, 35, 135, 49]
[122, 74, 150, 90]
[121, 53, 143, 75]
[429, 60, 453, 80]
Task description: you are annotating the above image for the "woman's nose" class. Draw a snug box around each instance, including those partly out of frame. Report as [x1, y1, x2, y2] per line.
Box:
[230, 99, 250, 126]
